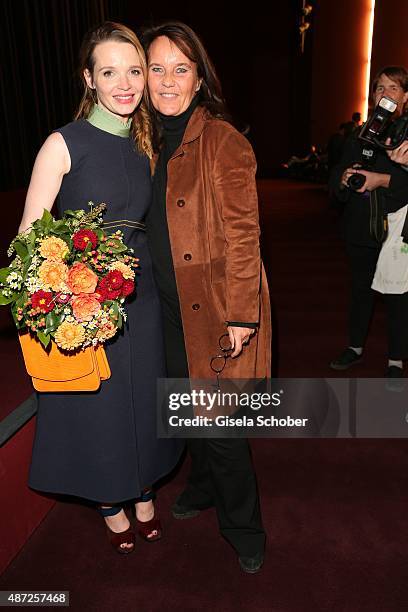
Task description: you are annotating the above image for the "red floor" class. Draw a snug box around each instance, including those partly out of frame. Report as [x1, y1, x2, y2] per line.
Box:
[1, 180, 407, 611]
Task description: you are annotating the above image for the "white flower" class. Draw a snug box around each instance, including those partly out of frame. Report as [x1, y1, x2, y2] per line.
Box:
[25, 276, 44, 293]
[6, 271, 23, 291]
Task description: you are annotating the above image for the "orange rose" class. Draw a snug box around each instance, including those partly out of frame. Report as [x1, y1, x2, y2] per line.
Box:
[71, 293, 101, 321]
[38, 260, 68, 291]
[67, 262, 98, 295]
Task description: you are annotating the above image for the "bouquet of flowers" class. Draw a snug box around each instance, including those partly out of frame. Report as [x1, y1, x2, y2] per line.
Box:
[0, 203, 138, 352]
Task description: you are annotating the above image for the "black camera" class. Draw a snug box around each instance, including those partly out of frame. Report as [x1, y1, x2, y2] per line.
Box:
[347, 172, 366, 190]
[346, 148, 377, 191]
[346, 96, 408, 191]
[358, 95, 408, 150]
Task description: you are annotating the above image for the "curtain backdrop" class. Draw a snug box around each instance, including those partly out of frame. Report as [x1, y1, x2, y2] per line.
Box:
[0, 0, 125, 191]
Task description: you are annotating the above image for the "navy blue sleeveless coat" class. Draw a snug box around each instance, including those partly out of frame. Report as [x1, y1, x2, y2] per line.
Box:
[28, 120, 183, 503]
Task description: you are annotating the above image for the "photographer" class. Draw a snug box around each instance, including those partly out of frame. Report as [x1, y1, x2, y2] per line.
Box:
[330, 66, 408, 378]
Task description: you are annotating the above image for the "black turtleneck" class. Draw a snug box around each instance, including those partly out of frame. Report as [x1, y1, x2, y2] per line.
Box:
[147, 96, 200, 327]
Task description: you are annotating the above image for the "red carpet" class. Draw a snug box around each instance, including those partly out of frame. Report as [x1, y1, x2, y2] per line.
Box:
[1, 181, 408, 611]
[259, 179, 388, 376]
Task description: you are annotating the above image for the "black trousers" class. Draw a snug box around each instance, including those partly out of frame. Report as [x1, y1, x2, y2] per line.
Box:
[346, 243, 408, 359]
[162, 308, 265, 557]
[383, 293, 408, 360]
[346, 243, 380, 348]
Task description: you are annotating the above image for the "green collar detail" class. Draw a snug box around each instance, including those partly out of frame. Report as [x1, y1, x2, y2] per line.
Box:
[87, 104, 132, 138]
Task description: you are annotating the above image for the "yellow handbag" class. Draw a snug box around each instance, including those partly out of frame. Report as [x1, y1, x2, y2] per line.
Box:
[18, 332, 111, 392]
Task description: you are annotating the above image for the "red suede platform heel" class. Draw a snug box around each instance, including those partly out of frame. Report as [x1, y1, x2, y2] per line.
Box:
[99, 505, 135, 554]
[136, 489, 162, 542]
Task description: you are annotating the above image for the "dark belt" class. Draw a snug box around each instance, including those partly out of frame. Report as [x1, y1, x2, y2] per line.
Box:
[103, 219, 146, 231]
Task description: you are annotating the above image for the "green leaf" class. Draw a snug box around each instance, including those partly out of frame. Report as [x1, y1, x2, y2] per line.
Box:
[63, 209, 82, 218]
[13, 241, 28, 260]
[37, 331, 50, 348]
[99, 242, 127, 254]
[27, 231, 36, 256]
[51, 221, 71, 236]
[0, 267, 11, 283]
[22, 259, 31, 280]
[41, 209, 54, 226]
[64, 237, 73, 252]
[15, 291, 27, 309]
[0, 293, 17, 305]
[110, 301, 119, 318]
[112, 244, 127, 253]
[45, 311, 60, 334]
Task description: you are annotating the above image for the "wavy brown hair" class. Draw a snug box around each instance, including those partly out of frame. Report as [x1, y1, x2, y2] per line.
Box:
[75, 21, 153, 157]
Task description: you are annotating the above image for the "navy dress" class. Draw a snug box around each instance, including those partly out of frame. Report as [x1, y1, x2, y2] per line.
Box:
[29, 119, 183, 503]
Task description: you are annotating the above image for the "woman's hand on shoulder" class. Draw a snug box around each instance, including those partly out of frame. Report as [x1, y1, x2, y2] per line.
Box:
[18, 132, 70, 233]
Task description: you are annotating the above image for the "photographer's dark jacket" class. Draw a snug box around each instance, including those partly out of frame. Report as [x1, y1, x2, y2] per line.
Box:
[330, 132, 408, 247]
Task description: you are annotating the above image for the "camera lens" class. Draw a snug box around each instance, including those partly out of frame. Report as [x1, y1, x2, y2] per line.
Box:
[347, 173, 366, 191]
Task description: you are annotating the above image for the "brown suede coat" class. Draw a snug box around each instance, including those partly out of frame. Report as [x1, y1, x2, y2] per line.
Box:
[152, 105, 271, 379]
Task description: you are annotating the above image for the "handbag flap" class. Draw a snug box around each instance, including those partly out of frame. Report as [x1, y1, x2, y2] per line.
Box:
[95, 345, 111, 380]
[19, 333, 95, 381]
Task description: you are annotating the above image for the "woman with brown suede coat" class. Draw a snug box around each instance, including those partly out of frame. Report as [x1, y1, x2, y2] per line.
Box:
[144, 22, 271, 574]
[154, 104, 271, 380]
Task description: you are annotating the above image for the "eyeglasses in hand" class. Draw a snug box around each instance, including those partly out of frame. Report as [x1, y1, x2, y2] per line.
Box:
[210, 333, 233, 388]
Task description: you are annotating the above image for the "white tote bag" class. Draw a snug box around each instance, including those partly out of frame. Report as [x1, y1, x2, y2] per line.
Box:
[372, 204, 408, 294]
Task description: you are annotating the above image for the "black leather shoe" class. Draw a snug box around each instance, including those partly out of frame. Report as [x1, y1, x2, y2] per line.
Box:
[330, 348, 362, 370]
[385, 366, 405, 393]
[171, 502, 202, 520]
[238, 552, 264, 574]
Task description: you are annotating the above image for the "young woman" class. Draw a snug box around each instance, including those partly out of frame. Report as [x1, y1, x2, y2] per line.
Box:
[19, 21, 183, 554]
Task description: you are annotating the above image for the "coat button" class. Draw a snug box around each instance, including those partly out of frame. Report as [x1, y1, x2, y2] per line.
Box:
[177, 199, 185, 207]
[192, 303, 200, 310]
[184, 253, 192, 261]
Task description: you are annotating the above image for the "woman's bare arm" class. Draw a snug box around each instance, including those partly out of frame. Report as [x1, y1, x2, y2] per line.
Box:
[18, 132, 70, 233]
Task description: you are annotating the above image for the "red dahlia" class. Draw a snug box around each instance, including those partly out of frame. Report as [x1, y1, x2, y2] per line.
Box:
[103, 270, 124, 289]
[121, 279, 135, 297]
[31, 290, 55, 313]
[73, 229, 98, 251]
[96, 271, 125, 300]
